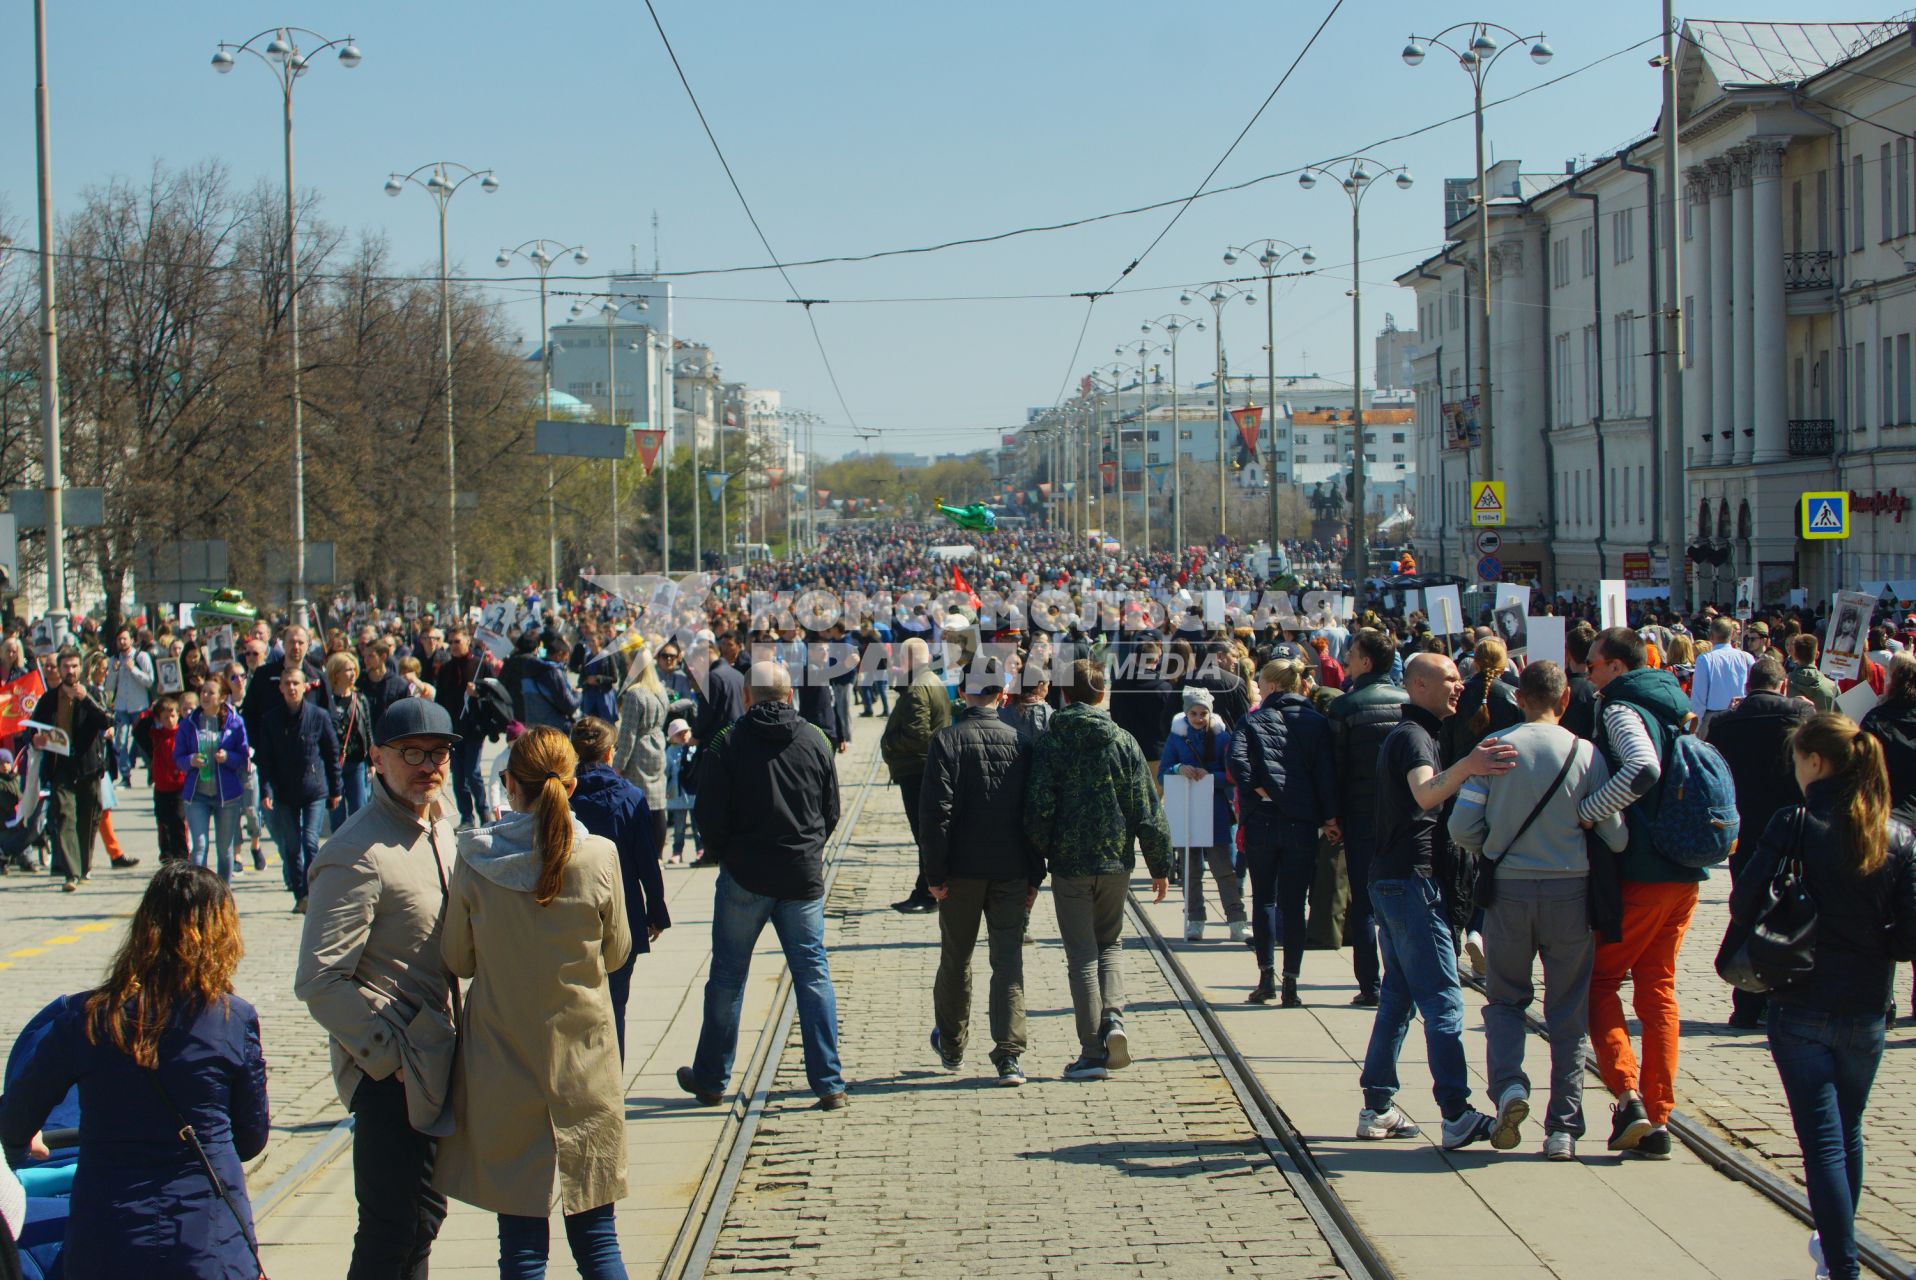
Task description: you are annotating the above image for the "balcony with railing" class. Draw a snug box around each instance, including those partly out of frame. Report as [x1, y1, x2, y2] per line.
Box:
[1784, 251, 1834, 291]
[1787, 419, 1835, 456]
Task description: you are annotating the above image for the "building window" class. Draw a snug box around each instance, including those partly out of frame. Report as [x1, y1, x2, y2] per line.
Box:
[1883, 337, 1896, 428]
[1683, 296, 1695, 369]
[1392, 452, 1406, 462]
[1613, 313, 1637, 417]
[1902, 139, 1912, 238]
[1853, 154, 1867, 249]
[1552, 237, 1570, 286]
[1683, 197, 1694, 242]
[1612, 209, 1634, 264]
[1883, 143, 1894, 241]
[1392, 432, 1406, 443]
[1582, 325, 1599, 421]
[1853, 342, 1867, 432]
[1447, 288, 1461, 328]
[1147, 430, 1160, 441]
[1900, 334, 1912, 424]
[1554, 333, 1572, 425]
[1579, 226, 1596, 277]
[1638, 467, 1646, 523]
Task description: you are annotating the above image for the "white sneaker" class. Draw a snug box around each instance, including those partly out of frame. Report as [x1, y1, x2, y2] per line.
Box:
[1464, 930, 1486, 978]
[1356, 1105, 1421, 1140]
[1441, 1109, 1496, 1151]
[1809, 1232, 1829, 1280]
[1228, 921, 1250, 943]
[1184, 920, 1205, 941]
[1543, 1131, 1577, 1162]
[1491, 1085, 1529, 1151]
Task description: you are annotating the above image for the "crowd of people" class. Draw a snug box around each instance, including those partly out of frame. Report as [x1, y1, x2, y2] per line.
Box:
[0, 520, 1912, 1280]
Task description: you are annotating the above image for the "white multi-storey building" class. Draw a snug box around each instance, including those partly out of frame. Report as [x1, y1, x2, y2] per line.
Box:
[1400, 19, 1916, 602]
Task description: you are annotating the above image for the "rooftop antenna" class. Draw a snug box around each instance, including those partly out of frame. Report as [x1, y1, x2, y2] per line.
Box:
[629, 244, 638, 274]
[652, 210, 661, 275]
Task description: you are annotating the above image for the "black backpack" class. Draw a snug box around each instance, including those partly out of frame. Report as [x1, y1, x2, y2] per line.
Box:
[465, 677, 515, 741]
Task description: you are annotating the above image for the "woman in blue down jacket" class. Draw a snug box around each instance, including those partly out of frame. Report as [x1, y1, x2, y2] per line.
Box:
[1, 864, 270, 1279]
[1227, 658, 1336, 1008]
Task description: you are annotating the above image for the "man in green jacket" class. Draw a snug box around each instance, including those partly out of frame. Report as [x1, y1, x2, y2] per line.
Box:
[881, 636, 951, 913]
[1026, 658, 1172, 1081]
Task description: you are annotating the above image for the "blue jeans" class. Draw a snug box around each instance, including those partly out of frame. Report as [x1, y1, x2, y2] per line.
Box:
[185, 795, 241, 883]
[111, 709, 141, 783]
[1768, 1005, 1886, 1280]
[690, 867, 844, 1099]
[451, 735, 487, 826]
[270, 798, 329, 899]
[496, 1203, 626, 1280]
[331, 761, 369, 832]
[1361, 873, 1473, 1120]
[858, 680, 889, 715]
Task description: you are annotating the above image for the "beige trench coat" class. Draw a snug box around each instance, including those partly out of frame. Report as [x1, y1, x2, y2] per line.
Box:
[433, 824, 633, 1217]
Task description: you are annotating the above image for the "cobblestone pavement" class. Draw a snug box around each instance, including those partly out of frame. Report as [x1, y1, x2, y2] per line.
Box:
[0, 774, 345, 1194]
[1666, 875, 1916, 1260]
[703, 792, 1347, 1280]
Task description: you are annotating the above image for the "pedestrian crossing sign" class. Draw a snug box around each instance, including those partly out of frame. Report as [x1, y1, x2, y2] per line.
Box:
[1801, 491, 1849, 540]
[1469, 480, 1506, 527]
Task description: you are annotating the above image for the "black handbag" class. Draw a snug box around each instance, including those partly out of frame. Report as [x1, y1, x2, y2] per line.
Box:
[1716, 810, 1817, 993]
[1473, 745, 1580, 909]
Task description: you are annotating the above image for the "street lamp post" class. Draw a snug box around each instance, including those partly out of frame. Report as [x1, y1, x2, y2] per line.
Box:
[1143, 314, 1203, 553]
[1298, 156, 1414, 617]
[1179, 284, 1256, 542]
[1403, 23, 1553, 492]
[497, 239, 587, 592]
[572, 293, 651, 574]
[1223, 239, 1315, 564]
[1092, 362, 1130, 550]
[214, 26, 361, 628]
[385, 161, 499, 616]
[32, 0, 67, 633]
[1118, 340, 1166, 556]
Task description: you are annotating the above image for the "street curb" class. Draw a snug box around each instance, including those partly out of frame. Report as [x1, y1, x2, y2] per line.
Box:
[253, 1115, 355, 1223]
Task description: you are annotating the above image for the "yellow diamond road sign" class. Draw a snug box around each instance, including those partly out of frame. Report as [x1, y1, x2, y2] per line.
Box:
[1801, 491, 1849, 540]
[1470, 480, 1506, 527]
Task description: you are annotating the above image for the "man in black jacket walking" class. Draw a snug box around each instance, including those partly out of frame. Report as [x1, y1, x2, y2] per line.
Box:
[918, 657, 1040, 1086]
[1325, 629, 1407, 1005]
[1704, 655, 1811, 1028]
[255, 665, 342, 912]
[681, 662, 847, 1110]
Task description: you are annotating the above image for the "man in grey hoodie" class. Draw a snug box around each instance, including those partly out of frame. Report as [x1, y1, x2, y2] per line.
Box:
[1449, 661, 1626, 1162]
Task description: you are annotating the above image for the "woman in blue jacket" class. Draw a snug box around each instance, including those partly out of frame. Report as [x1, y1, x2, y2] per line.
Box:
[174, 677, 250, 883]
[1227, 658, 1337, 1008]
[1, 864, 270, 1280]
[1158, 686, 1246, 943]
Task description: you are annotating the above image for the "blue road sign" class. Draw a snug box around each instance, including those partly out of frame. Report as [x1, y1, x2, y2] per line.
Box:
[1477, 554, 1502, 581]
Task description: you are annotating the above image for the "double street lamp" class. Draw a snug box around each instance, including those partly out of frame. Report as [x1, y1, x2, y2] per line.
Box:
[1297, 157, 1413, 617]
[1117, 337, 1167, 556]
[1403, 22, 1553, 491]
[496, 239, 587, 592]
[569, 292, 650, 575]
[213, 26, 362, 628]
[1178, 283, 1256, 542]
[1091, 361, 1130, 550]
[1222, 239, 1314, 565]
[384, 161, 499, 616]
[1141, 313, 1203, 553]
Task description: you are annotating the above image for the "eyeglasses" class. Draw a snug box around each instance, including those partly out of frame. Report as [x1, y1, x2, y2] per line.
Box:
[392, 745, 451, 767]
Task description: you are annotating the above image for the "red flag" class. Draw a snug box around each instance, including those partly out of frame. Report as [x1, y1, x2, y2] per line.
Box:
[1038, 482, 1053, 499]
[816, 488, 831, 504]
[766, 466, 784, 490]
[1099, 461, 1117, 490]
[0, 667, 47, 740]
[953, 566, 980, 609]
[1230, 404, 1264, 453]
[633, 428, 665, 475]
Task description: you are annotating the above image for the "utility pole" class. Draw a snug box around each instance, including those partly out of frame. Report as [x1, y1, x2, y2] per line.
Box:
[32, 0, 66, 632]
[1658, 0, 1688, 603]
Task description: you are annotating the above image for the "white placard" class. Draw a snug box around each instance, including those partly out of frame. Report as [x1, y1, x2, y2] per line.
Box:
[1599, 580, 1628, 629]
[1788, 589, 1808, 608]
[155, 656, 184, 694]
[1340, 596, 1355, 621]
[474, 627, 513, 663]
[1735, 576, 1756, 621]
[1835, 678, 1881, 722]
[1820, 591, 1875, 683]
[1494, 583, 1531, 615]
[1523, 616, 1566, 668]
[1161, 772, 1215, 849]
[1203, 590, 1225, 627]
[1425, 585, 1463, 637]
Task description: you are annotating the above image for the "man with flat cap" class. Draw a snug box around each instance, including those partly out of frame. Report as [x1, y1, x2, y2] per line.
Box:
[295, 698, 463, 1279]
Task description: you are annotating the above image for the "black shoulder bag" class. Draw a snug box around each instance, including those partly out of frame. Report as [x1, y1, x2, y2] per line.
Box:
[1716, 809, 1817, 993]
[1474, 744, 1580, 910]
[146, 1070, 268, 1280]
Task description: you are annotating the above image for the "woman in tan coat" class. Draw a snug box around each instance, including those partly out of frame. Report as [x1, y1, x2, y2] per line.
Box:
[436, 725, 634, 1279]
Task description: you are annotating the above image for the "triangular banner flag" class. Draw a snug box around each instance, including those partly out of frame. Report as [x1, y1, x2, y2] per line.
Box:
[705, 471, 731, 504]
[1100, 461, 1117, 490]
[1038, 482, 1053, 499]
[1230, 404, 1264, 453]
[766, 466, 784, 490]
[816, 488, 831, 505]
[633, 428, 665, 475]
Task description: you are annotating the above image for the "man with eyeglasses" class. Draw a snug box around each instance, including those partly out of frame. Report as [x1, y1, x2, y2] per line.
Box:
[255, 665, 342, 913]
[297, 698, 462, 1279]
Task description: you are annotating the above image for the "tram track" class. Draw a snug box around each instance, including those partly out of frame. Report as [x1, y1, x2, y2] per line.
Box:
[1125, 891, 1396, 1280]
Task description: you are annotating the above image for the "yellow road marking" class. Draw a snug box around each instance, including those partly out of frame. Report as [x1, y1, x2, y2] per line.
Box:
[0, 961, 12, 970]
[43, 934, 80, 945]
[73, 921, 114, 933]
[6, 947, 48, 958]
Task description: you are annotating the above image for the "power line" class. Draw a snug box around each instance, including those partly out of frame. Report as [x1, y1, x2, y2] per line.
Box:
[640, 0, 861, 432]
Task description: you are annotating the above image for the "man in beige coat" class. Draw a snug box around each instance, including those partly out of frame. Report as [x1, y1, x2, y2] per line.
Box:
[295, 699, 461, 1280]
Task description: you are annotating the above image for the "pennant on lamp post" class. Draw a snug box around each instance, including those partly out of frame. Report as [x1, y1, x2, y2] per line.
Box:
[1038, 482, 1053, 499]
[633, 428, 665, 475]
[1062, 480, 1077, 496]
[1100, 461, 1118, 490]
[766, 466, 784, 490]
[815, 487, 831, 505]
[705, 471, 730, 504]
[1231, 403, 1264, 454]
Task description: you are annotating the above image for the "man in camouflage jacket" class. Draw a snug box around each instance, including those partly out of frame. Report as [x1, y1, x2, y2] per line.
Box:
[1025, 658, 1172, 1081]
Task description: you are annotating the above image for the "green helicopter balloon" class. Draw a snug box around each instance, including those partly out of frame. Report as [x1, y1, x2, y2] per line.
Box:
[934, 499, 996, 532]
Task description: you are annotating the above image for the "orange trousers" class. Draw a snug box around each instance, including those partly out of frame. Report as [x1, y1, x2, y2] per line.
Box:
[98, 809, 124, 863]
[1587, 879, 1699, 1126]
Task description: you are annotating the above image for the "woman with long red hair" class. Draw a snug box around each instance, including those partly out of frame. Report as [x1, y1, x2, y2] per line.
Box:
[0, 863, 269, 1278]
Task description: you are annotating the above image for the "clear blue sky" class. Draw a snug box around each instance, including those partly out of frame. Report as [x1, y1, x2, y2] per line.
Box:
[0, 0, 1846, 457]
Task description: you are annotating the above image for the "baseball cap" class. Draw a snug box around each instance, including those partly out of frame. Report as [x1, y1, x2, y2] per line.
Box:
[375, 698, 461, 746]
